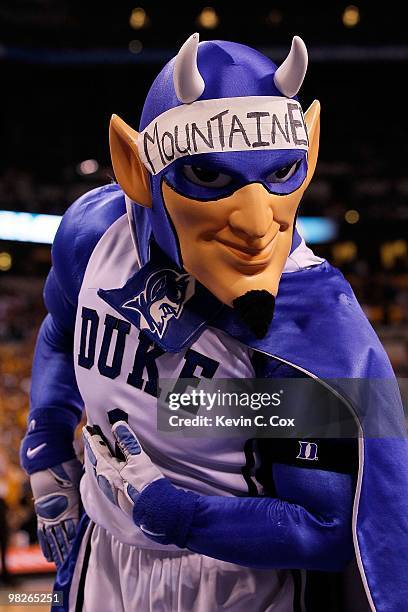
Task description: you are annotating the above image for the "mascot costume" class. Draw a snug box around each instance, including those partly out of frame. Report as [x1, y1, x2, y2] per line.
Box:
[21, 34, 408, 611]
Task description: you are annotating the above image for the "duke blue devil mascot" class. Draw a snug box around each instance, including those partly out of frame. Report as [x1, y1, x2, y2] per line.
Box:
[21, 34, 408, 611]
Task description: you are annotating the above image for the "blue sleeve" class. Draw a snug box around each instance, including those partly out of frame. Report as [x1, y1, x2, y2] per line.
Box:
[20, 184, 126, 475]
[133, 450, 356, 572]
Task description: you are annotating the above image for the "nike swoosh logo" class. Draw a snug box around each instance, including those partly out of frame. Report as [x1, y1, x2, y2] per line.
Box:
[140, 525, 166, 537]
[26, 443, 47, 459]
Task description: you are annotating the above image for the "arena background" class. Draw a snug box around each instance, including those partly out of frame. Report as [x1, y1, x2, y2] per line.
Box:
[0, 2, 407, 607]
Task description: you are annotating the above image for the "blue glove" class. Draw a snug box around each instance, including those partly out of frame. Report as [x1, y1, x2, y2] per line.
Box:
[82, 422, 164, 516]
[30, 458, 83, 568]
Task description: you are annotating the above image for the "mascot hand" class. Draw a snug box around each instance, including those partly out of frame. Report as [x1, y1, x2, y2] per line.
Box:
[30, 458, 83, 568]
[82, 422, 197, 545]
[82, 421, 164, 515]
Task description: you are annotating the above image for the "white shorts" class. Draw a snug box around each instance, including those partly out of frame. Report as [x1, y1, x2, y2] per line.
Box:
[67, 521, 295, 612]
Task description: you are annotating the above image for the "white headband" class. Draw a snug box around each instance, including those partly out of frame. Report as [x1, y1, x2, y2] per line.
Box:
[137, 96, 309, 175]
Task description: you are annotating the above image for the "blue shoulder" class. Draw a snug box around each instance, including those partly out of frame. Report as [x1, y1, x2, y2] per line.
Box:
[311, 263, 395, 378]
[52, 183, 126, 305]
[217, 261, 395, 379]
[279, 262, 396, 378]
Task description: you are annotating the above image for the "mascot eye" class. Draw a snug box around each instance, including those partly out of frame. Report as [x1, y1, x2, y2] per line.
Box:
[182, 165, 232, 188]
[267, 160, 301, 184]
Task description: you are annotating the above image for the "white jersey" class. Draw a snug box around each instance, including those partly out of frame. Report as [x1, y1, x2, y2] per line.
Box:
[76, 213, 255, 548]
[74, 212, 322, 550]
[66, 207, 329, 612]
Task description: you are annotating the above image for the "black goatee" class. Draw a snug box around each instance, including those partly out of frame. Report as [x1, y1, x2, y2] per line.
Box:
[232, 290, 275, 339]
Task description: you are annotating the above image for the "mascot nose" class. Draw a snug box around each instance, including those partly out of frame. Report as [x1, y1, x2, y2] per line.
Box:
[228, 183, 274, 241]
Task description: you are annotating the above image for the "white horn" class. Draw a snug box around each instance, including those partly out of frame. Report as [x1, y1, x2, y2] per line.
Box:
[274, 36, 308, 98]
[173, 33, 205, 104]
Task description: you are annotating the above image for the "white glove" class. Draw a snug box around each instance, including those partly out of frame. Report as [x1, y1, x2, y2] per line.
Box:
[82, 421, 163, 517]
[30, 458, 83, 568]
[83, 422, 198, 546]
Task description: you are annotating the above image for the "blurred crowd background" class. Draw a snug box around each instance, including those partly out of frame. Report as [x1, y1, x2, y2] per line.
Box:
[0, 1, 407, 580]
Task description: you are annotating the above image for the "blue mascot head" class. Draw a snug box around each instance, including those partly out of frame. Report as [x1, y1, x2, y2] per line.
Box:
[109, 34, 320, 337]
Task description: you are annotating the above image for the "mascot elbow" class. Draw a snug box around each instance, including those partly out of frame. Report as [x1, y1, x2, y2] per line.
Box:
[314, 524, 355, 572]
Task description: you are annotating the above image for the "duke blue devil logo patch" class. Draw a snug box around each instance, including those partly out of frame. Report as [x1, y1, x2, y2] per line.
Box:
[297, 441, 319, 461]
[122, 269, 192, 338]
[98, 242, 222, 352]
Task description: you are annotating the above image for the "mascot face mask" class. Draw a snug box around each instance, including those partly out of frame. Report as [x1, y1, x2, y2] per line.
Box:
[109, 34, 320, 320]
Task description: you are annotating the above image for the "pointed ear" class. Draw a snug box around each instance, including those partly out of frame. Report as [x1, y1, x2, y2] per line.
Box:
[109, 114, 152, 207]
[303, 100, 320, 189]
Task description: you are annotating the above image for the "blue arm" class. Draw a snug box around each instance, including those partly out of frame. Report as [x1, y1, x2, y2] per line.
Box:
[190, 463, 354, 571]
[20, 184, 126, 475]
[20, 270, 83, 475]
[133, 460, 355, 572]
